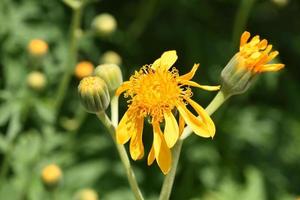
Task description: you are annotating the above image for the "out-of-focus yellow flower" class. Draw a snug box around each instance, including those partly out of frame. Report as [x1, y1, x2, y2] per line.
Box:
[272, 0, 289, 7]
[41, 164, 62, 187]
[116, 50, 219, 174]
[78, 76, 110, 113]
[92, 13, 117, 36]
[221, 31, 285, 95]
[75, 61, 94, 79]
[100, 51, 122, 65]
[28, 39, 48, 56]
[27, 71, 47, 91]
[74, 189, 99, 200]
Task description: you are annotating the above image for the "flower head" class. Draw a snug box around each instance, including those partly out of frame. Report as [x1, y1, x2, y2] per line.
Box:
[27, 71, 47, 91]
[116, 50, 219, 174]
[28, 39, 48, 56]
[41, 164, 62, 187]
[75, 61, 95, 79]
[221, 31, 285, 95]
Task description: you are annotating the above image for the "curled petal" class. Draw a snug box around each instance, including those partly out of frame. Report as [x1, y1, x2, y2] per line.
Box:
[240, 31, 251, 47]
[152, 50, 178, 71]
[181, 80, 220, 91]
[116, 110, 133, 144]
[115, 81, 130, 96]
[147, 145, 155, 166]
[178, 64, 199, 81]
[163, 112, 179, 148]
[129, 117, 144, 160]
[153, 122, 172, 174]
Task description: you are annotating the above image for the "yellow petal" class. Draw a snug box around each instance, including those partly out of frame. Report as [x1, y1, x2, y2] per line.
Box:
[163, 112, 179, 148]
[178, 64, 199, 81]
[179, 114, 185, 136]
[147, 145, 155, 166]
[176, 102, 212, 138]
[116, 110, 133, 144]
[186, 98, 215, 137]
[153, 122, 172, 174]
[259, 64, 285, 72]
[240, 31, 251, 47]
[115, 81, 130, 96]
[180, 80, 220, 91]
[152, 50, 178, 71]
[129, 117, 144, 160]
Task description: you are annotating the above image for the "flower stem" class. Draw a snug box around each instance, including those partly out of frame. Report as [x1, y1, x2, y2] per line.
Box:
[96, 111, 144, 200]
[110, 96, 119, 127]
[159, 90, 229, 200]
[54, 5, 83, 113]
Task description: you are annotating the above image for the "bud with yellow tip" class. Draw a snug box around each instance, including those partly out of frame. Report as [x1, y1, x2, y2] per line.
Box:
[75, 61, 95, 79]
[100, 51, 122, 65]
[27, 39, 48, 57]
[27, 71, 47, 91]
[78, 76, 110, 113]
[91, 13, 117, 36]
[73, 189, 99, 200]
[41, 164, 62, 189]
[94, 64, 123, 94]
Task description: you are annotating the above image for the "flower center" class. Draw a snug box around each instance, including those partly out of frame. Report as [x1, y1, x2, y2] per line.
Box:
[125, 66, 188, 122]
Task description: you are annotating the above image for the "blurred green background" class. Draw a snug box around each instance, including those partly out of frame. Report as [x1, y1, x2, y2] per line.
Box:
[0, 0, 299, 199]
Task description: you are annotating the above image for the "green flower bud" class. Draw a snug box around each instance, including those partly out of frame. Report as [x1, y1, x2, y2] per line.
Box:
[73, 189, 98, 200]
[27, 71, 47, 91]
[94, 64, 123, 94]
[100, 51, 122, 65]
[91, 13, 117, 36]
[78, 76, 110, 113]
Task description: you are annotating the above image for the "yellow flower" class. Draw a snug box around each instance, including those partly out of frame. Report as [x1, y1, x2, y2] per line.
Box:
[28, 39, 48, 56]
[75, 61, 95, 79]
[221, 31, 285, 95]
[238, 31, 284, 73]
[41, 164, 62, 186]
[116, 50, 220, 174]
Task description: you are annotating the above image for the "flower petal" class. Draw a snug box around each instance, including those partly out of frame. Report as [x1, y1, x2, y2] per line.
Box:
[163, 112, 179, 148]
[116, 110, 133, 144]
[153, 122, 172, 174]
[179, 114, 185, 136]
[147, 145, 155, 166]
[176, 102, 212, 138]
[152, 50, 178, 71]
[115, 81, 130, 96]
[240, 31, 251, 47]
[181, 80, 220, 91]
[185, 98, 215, 137]
[259, 64, 285, 72]
[129, 117, 144, 160]
[178, 64, 199, 81]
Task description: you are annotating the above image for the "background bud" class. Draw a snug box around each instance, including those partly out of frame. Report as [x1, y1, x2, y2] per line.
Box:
[75, 61, 94, 79]
[27, 71, 47, 91]
[100, 51, 122, 65]
[41, 164, 62, 189]
[27, 39, 48, 57]
[94, 64, 123, 94]
[91, 13, 117, 36]
[73, 189, 99, 200]
[78, 76, 110, 113]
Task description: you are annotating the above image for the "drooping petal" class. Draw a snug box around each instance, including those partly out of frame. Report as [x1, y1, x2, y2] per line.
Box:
[179, 114, 185, 136]
[185, 98, 216, 137]
[153, 122, 172, 174]
[180, 80, 220, 91]
[129, 117, 144, 160]
[116, 110, 133, 144]
[115, 81, 131, 96]
[176, 102, 212, 138]
[178, 64, 199, 81]
[163, 112, 179, 148]
[147, 145, 155, 166]
[152, 50, 178, 71]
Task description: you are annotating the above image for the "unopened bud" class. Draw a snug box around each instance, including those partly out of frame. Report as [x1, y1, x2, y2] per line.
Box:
[94, 64, 123, 94]
[27, 71, 47, 91]
[78, 76, 110, 113]
[75, 61, 94, 79]
[41, 164, 62, 189]
[92, 13, 117, 36]
[28, 39, 48, 57]
[74, 189, 99, 200]
[100, 51, 122, 65]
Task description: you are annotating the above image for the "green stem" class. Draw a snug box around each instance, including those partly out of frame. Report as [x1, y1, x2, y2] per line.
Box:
[96, 112, 144, 200]
[54, 5, 83, 113]
[232, 0, 256, 47]
[110, 96, 119, 127]
[159, 90, 229, 200]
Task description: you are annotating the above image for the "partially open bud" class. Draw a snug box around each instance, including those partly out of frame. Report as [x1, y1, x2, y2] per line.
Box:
[78, 76, 110, 113]
[74, 189, 99, 200]
[75, 61, 94, 79]
[100, 51, 122, 65]
[221, 31, 284, 96]
[41, 164, 62, 189]
[94, 64, 123, 94]
[27, 39, 48, 57]
[27, 71, 47, 91]
[91, 13, 117, 36]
